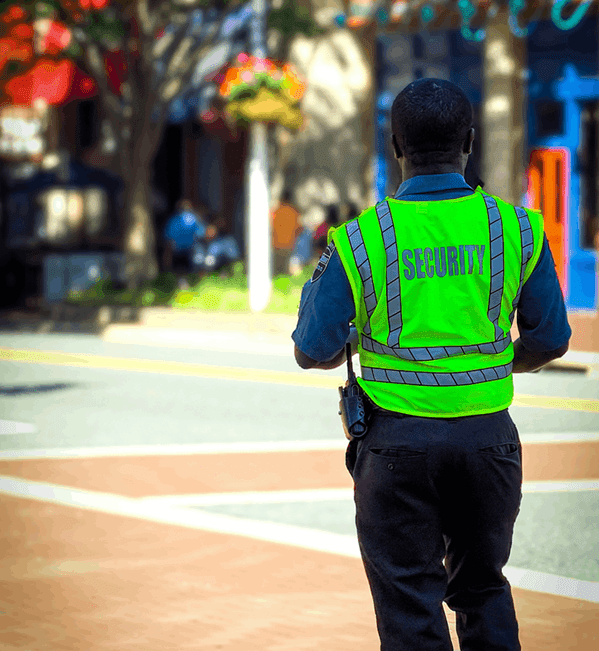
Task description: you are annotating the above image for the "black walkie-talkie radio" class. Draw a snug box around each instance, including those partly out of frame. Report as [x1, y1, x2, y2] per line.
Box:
[338, 343, 370, 439]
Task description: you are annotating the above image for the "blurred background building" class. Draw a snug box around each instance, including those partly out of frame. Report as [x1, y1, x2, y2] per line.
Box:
[0, 0, 598, 349]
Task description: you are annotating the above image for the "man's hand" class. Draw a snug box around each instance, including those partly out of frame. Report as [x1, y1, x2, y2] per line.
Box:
[512, 338, 569, 373]
[294, 345, 347, 370]
[294, 326, 359, 370]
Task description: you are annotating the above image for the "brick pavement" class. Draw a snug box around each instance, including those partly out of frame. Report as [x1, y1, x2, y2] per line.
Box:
[0, 440, 598, 650]
[0, 440, 597, 497]
[1, 492, 598, 651]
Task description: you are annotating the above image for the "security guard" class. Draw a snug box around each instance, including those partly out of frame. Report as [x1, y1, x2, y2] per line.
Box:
[292, 79, 571, 651]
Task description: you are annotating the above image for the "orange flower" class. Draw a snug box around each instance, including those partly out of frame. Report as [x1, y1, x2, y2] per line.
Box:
[10, 23, 34, 40]
[8, 5, 26, 21]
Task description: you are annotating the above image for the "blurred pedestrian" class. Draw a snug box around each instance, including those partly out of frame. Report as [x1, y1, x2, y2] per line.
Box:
[163, 199, 207, 286]
[201, 222, 241, 274]
[344, 202, 360, 222]
[313, 204, 341, 257]
[289, 225, 313, 276]
[272, 189, 301, 275]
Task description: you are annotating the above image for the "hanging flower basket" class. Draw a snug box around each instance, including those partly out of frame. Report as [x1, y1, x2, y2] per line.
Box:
[226, 87, 304, 130]
[219, 53, 306, 130]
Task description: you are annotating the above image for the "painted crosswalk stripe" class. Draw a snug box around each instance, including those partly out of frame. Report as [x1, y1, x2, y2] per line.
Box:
[0, 420, 37, 435]
[0, 439, 348, 460]
[0, 431, 597, 460]
[138, 481, 599, 508]
[0, 475, 597, 604]
[139, 488, 356, 507]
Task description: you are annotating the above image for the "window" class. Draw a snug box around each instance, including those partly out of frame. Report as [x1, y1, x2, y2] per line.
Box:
[535, 100, 564, 137]
[76, 100, 99, 152]
[579, 100, 599, 250]
[412, 34, 424, 60]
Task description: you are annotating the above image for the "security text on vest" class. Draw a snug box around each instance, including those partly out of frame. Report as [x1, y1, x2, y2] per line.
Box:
[402, 245, 485, 280]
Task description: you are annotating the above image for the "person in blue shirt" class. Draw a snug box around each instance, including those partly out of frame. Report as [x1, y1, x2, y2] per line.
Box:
[162, 199, 207, 278]
[195, 223, 241, 273]
[292, 79, 571, 651]
[289, 225, 314, 276]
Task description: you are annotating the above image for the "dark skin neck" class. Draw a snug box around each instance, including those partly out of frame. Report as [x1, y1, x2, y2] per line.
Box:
[400, 160, 467, 180]
[392, 128, 474, 181]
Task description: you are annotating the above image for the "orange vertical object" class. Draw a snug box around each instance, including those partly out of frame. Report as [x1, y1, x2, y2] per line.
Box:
[526, 148, 569, 292]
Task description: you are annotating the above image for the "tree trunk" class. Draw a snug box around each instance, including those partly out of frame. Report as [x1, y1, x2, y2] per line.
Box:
[357, 19, 377, 208]
[118, 85, 163, 292]
[121, 160, 159, 291]
[482, 5, 527, 204]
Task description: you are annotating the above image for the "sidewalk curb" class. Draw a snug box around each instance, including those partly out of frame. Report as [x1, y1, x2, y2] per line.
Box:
[137, 307, 298, 335]
[0, 305, 140, 335]
[0, 305, 298, 338]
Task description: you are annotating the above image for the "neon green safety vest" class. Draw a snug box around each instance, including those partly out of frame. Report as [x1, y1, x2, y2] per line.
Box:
[330, 187, 545, 418]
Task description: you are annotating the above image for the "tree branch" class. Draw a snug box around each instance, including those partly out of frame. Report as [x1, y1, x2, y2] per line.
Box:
[155, 4, 228, 104]
[137, 0, 155, 38]
[150, 10, 191, 65]
[78, 39, 120, 115]
[122, 23, 141, 114]
[75, 30, 130, 172]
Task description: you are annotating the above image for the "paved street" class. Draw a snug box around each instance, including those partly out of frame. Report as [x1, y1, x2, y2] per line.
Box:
[0, 321, 598, 650]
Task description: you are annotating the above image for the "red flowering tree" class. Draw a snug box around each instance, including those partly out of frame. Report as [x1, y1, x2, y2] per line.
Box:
[0, 1, 240, 288]
[1, 0, 251, 287]
[0, 3, 97, 107]
[0, 0, 318, 289]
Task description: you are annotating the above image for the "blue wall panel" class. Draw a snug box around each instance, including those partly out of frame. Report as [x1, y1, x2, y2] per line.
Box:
[527, 18, 599, 311]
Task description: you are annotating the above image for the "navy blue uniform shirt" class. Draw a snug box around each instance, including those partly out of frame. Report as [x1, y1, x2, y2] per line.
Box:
[292, 174, 571, 361]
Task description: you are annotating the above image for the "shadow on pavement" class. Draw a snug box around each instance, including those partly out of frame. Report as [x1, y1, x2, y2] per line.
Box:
[0, 382, 78, 396]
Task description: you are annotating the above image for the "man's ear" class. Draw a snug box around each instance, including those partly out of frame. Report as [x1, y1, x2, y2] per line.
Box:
[463, 128, 475, 155]
[391, 134, 402, 159]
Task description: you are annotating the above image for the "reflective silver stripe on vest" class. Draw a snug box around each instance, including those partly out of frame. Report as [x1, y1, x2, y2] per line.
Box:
[509, 207, 535, 324]
[346, 219, 376, 336]
[483, 195, 505, 341]
[362, 362, 513, 386]
[361, 332, 511, 361]
[375, 201, 402, 347]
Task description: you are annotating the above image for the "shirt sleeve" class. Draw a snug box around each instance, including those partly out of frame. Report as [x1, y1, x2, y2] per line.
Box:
[516, 235, 572, 352]
[292, 244, 356, 361]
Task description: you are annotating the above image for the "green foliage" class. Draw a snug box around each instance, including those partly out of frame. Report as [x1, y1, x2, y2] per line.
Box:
[87, 10, 125, 46]
[268, 0, 326, 40]
[65, 263, 313, 314]
[34, 1, 60, 19]
[65, 272, 178, 308]
[63, 38, 82, 57]
[169, 264, 311, 313]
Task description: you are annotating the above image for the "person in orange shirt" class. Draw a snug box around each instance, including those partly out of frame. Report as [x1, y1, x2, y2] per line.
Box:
[272, 189, 301, 275]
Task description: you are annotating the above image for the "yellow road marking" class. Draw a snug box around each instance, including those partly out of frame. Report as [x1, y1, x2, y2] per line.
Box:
[2, 346, 598, 413]
[511, 394, 599, 414]
[0, 347, 343, 389]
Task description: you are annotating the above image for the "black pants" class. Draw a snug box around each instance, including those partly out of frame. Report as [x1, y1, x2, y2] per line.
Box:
[346, 408, 522, 651]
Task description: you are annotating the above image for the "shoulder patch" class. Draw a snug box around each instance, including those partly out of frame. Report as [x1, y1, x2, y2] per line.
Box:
[311, 241, 336, 283]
